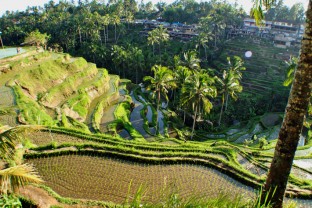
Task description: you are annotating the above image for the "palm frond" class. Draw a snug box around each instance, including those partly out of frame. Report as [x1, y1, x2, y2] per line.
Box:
[0, 164, 44, 194]
[0, 126, 42, 160]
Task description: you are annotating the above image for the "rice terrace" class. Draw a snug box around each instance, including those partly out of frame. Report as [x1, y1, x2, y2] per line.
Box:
[0, 0, 312, 207]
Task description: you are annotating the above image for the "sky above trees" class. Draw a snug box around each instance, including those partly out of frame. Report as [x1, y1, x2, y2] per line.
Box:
[0, 0, 309, 16]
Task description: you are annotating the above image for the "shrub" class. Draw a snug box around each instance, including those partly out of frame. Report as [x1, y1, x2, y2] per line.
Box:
[259, 137, 268, 149]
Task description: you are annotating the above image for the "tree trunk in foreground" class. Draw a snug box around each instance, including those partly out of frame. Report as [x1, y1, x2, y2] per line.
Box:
[261, 2, 312, 207]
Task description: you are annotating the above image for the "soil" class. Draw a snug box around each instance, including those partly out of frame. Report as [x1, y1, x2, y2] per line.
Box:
[17, 185, 59, 208]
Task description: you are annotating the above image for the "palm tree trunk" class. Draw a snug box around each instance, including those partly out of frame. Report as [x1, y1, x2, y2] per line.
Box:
[114, 24, 117, 42]
[98, 30, 102, 46]
[214, 30, 217, 48]
[159, 43, 161, 63]
[204, 47, 208, 61]
[106, 25, 109, 42]
[153, 44, 155, 56]
[103, 27, 106, 46]
[191, 103, 198, 140]
[261, 2, 312, 207]
[156, 90, 160, 134]
[78, 27, 82, 45]
[136, 68, 138, 84]
[218, 96, 225, 126]
[225, 93, 229, 111]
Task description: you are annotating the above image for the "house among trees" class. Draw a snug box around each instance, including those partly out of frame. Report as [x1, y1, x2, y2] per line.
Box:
[240, 17, 304, 49]
[138, 19, 198, 41]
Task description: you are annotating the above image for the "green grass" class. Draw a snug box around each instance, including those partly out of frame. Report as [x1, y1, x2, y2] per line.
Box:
[11, 85, 55, 126]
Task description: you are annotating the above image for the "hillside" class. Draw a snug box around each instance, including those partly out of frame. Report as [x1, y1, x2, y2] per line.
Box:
[0, 49, 123, 133]
[0, 48, 311, 207]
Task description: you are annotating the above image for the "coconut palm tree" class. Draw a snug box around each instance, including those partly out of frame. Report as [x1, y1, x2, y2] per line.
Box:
[147, 26, 169, 63]
[111, 14, 120, 42]
[143, 65, 175, 133]
[197, 32, 211, 61]
[183, 50, 201, 71]
[251, 1, 312, 207]
[154, 25, 169, 63]
[181, 72, 217, 139]
[147, 29, 157, 57]
[0, 126, 43, 195]
[102, 14, 110, 45]
[224, 56, 245, 110]
[216, 70, 243, 126]
[131, 47, 144, 84]
[174, 66, 192, 123]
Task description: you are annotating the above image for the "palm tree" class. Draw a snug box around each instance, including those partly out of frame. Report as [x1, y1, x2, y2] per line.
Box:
[131, 47, 145, 84]
[216, 70, 242, 126]
[111, 45, 127, 77]
[174, 66, 192, 123]
[183, 50, 201, 71]
[155, 25, 169, 63]
[197, 33, 211, 61]
[224, 56, 245, 110]
[147, 29, 158, 56]
[143, 65, 175, 133]
[0, 126, 43, 195]
[147, 26, 169, 63]
[251, 1, 312, 207]
[181, 72, 217, 139]
[154, 25, 169, 63]
[199, 12, 225, 49]
[111, 14, 120, 42]
[125, 11, 134, 29]
[102, 14, 110, 45]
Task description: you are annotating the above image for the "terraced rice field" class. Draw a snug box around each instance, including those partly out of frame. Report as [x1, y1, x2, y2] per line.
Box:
[27, 154, 255, 204]
[28, 131, 100, 146]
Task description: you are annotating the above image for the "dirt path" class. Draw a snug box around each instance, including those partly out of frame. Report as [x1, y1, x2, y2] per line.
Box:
[17, 185, 59, 208]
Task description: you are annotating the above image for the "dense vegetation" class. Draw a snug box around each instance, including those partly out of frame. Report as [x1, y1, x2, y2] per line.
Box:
[0, 0, 311, 207]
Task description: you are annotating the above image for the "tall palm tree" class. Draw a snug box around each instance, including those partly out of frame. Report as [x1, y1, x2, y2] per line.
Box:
[143, 65, 175, 133]
[155, 26, 169, 62]
[183, 50, 201, 71]
[147, 26, 169, 63]
[147, 29, 158, 56]
[224, 56, 245, 110]
[252, 1, 312, 207]
[102, 14, 110, 45]
[197, 33, 211, 61]
[111, 14, 120, 42]
[0, 126, 43, 195]
[130, 47, 145, 84]
[174, 66, 192, 123]
[216, 70, 242, 126]
[181, 72, 217, 139]
[125, 11, 134, 29]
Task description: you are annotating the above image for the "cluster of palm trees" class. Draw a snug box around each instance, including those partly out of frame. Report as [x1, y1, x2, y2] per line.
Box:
[144, 52, 245, 139]
[147, 26, 170, 62]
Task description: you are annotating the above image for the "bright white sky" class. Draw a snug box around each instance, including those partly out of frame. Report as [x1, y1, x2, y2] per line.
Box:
[0, 0, 309, 16]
